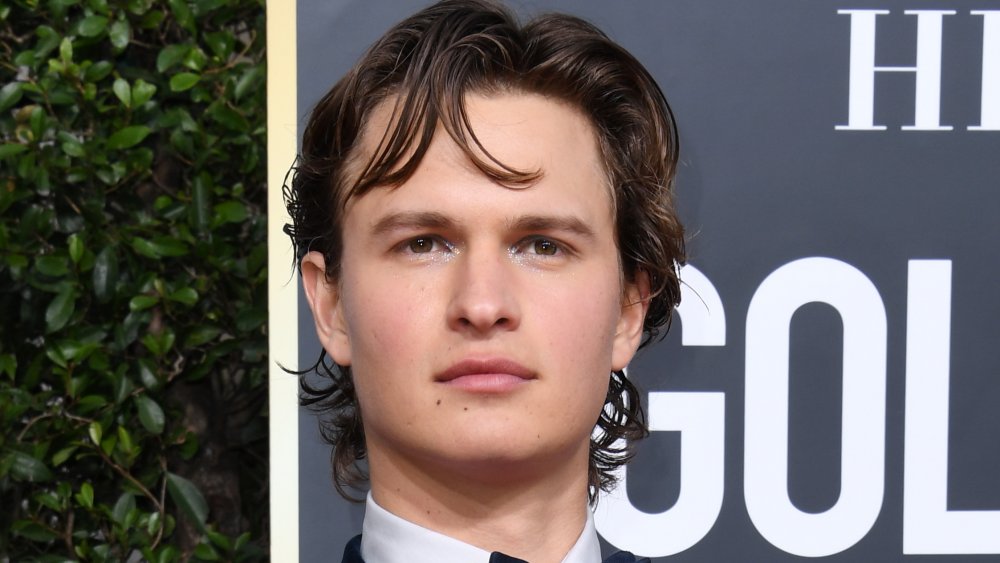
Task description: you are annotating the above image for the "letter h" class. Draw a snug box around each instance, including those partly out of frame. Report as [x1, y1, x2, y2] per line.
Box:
[837, 10, 955, 131]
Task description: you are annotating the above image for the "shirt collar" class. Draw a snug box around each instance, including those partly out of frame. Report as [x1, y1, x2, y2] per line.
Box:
[360, 492, 602, 563]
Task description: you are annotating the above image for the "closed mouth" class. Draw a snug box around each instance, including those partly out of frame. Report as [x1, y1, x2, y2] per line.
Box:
[435, 357, 537, 383]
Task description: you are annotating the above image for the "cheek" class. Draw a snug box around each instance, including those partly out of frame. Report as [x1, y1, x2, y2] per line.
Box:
[339, 269, 438, 378]
[528, 275, 622, 403]
[535, 276, 621, 351]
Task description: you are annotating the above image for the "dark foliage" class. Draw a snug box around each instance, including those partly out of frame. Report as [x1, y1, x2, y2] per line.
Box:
[0, 0, 268, 560]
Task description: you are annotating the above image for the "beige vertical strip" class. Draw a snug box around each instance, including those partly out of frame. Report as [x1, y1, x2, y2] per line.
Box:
[267, 0, 299, 560]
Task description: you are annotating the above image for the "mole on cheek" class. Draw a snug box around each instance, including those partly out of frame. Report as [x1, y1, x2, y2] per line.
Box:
[436, 399, 441, 405]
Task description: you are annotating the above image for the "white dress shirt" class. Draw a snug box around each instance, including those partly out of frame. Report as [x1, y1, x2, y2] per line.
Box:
[360, 492, 602, 563]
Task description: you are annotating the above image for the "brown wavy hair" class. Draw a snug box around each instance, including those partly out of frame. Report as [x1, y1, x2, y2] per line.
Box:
[284, 0, 685, 501]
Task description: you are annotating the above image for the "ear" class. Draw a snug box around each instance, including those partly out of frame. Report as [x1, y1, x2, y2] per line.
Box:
[611, 270, 651, 371]
[300, 251, 352, 367]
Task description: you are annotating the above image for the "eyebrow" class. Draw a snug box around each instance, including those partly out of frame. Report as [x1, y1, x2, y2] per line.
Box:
[370, 211, 455, 236]
[369, 211, 597, 240]
[507, 215, 597, 240]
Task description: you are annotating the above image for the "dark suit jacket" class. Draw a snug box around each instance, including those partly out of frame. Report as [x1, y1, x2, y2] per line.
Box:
[340, 534, 650, 563]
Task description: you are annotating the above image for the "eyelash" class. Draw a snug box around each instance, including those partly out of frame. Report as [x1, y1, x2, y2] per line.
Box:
[395, 235, 571, 258]
[514, 236, 565, 257]
[398, 236, 453, 255]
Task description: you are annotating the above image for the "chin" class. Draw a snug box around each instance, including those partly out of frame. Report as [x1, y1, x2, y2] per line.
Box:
[430, 431, 588, 479]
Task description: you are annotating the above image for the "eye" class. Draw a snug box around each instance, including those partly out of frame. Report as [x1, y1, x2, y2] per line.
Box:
[514, 236, 566, 258]
[531, 238, 559, 256]
[407, 237, 437, 254]
[398, 235, 453, 256]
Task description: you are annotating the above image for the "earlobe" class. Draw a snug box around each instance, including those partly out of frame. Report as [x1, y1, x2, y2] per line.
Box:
[611, 270, 651, 371]
[300, 251, 352, 366]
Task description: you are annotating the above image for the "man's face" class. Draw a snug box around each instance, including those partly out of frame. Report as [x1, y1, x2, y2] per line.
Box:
[302, 92, 648, 484]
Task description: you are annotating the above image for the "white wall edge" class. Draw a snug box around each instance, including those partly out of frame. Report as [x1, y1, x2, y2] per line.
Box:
[266, 0, 299, 559]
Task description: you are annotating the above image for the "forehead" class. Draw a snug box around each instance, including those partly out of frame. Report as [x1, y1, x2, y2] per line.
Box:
[341, 91, 615, 231]
[348, 91, 610, 203]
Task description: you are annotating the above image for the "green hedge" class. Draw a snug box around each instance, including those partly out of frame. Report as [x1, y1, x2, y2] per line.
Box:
[0, 0, 268, 560]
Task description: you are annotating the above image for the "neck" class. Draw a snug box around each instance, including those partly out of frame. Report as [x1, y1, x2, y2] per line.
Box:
[367, 443, 592, 563]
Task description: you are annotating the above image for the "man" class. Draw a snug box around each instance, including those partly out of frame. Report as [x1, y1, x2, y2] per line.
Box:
[285, 1, 685, 561]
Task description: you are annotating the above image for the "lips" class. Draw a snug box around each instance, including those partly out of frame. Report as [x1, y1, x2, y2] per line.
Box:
[435, 357, 537, 392]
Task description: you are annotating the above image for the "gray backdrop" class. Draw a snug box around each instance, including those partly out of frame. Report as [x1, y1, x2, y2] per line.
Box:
[295, 1, 1000, 561]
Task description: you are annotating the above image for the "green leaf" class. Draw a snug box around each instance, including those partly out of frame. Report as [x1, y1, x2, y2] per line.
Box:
[78, 15, 109, 37]
[12, 520, 57, 542]
[195, 0, 228, 13]
[57, 340, 99, 362]
[112, 493, 136, 525]
[48, 0, 76, 13]
[129, 294, 159, 311]
[109, 19, 130, 49]
[45, 285, 75, 333]
[193, 543, 219, 561]
[150, 236, 188, 257]
[60, 37, 73, 63]
[183, 46, 208, 71]
[169, 72, 200, 92]
[166, 472, 208, 529]
[92, 246, 118, 302]
[76, 394, 107, 412]
[168, 0, 195, 34]
[37, 255, 70, 276]
[132, 79, 157, 106]
[52, 446, 77, 466]
[68, 233, 84, 263]
[137, 358, 159, 389]
[0, 82, 23, 112]
[214, 200, 247, 224]
[34, 25, 60, 60]
[141, 328, 175, 357]
[191, 172, 211, 232]
[101, 434, 117, 456]
[131, 237, 159, 258]
[113, 77, 131, 107]
[117, 425, 136, 456]
[236, 307, 265, 332]
[45, 344, 68, 369]
[107, 125, 150, 149]
[8, 451, 53, 482]
[89, 421, 103, 446]
[75, 482, 94, 508]
[206, 529, 231, 550]
[169, 287, 198, 306]
[84, 60, 114, 82]
[136, 395, 165, 434]
[204, 30, 233, 58]
[114, 370, 134, 403]
[157, 44, 189, 72]
[207, 102, 248, 132]
[62, 138, 85, 157]
[0, 353, 15, 380]
[185, 325, 220, 347]
[233, 531, 251, 552]
[35, 491, 63, 512]
[29, 106, 46, 139]
[234, 66, 263, 102]
[0, 143, 28, 158]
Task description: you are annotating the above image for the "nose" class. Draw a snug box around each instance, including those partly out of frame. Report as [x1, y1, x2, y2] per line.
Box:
[446, 247, 520, 335]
